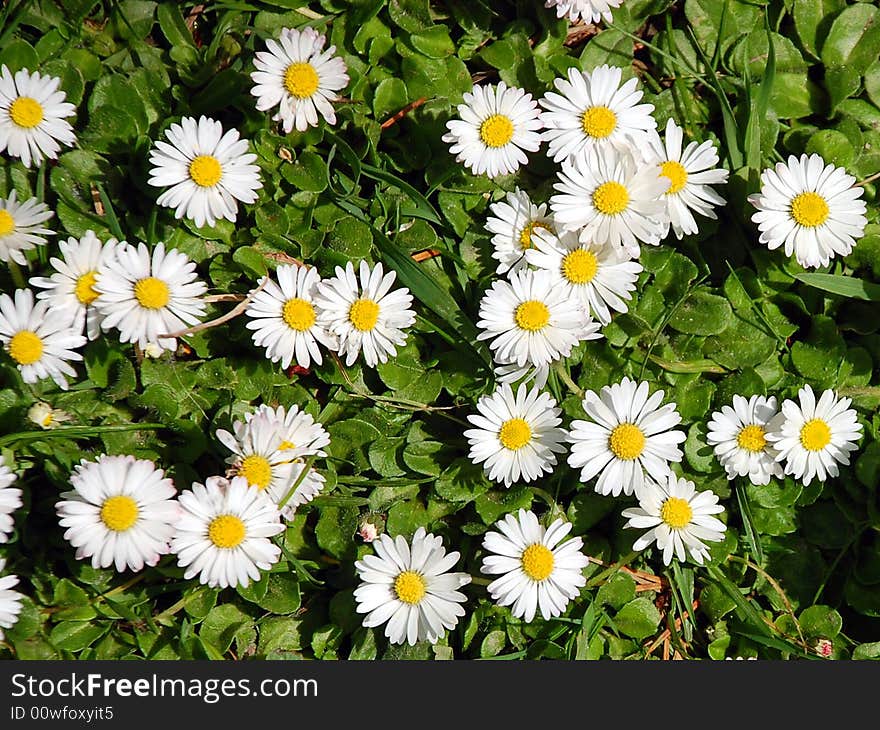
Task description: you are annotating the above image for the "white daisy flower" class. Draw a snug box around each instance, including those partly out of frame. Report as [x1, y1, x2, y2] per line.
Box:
[485, 188, 555, 276]
[622, 473, 727, 565]
[250, 26, 349, 133]
[748, 153, 868, 269]
[493, 356, 550, 390]
[706, 395, 784, 486]
[551, 146, 668, 257]
[55, 454, 181, 573]
[539, 64, 656, 162]
[481, 509, 589, 622]
[313, 260, 416, 368]
[27, 401, 73, 429]
[94, 241, 207, 353]
[0, 65, 76, 168]
[476, 268, 599, 368]
[766, 385, 862, 486]
[0, 288, 85, 390]
[147, 115, 263, 229]
[0, 559, 23, 642]
[0, 456, 22, 544]
[567, 376, 686, 497]
[0, 190, 54, 265]
[464, 382, 567, 487]
[526, 228, 643, 325]
[30, 231, 119, 340]
[171, 475, 284, 589]
[544, 0, 624, 24]
[645, 118, 729, 240]
[442, 81, 543, 179]
[250, 403, 331, 457]
[244, 264, 336, 370]
[354, 527, 471, 646]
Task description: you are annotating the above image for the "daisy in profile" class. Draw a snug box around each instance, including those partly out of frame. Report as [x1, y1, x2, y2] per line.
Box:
[0, 456, 22, 544]
[622, 474, 727, 565]
[494, 356, 550, 390]
[94, 241, 207, 353]
[567, 376, 686, 497]
[481, 509, 589, 622]
[477, 268, 600, 368]
[706, 395, 784, 486]
[313, 260, 415, 368]
[251, 403, 331, 457]
[30, 231, 119, 340]
[56, 455, 181, 573]
[540, 64, 655, 162]
[645, 119, 729, 240]
[465, 383, 567, 487]
[0, 190, 54, 265]
[526, 228, 642, 325]
[245, 264, 336, 370]
[766, 385, 862, 486]
[354, 527, 471, 646]
[442, 81, 543, 179]
[485, 188, 554, 276]
[27, 401, 73, 429]
[748, 153, 867, 269]
[552, 147, 668, 256]
[147, 115, 263, 229]
[250, 26, 349, 133]
[0, 559, 23, 642]
[0, 65, 76, 168]
[171, 476, 284, 589]
[0, 288, 86, 390]
[544, 0, 624, 23]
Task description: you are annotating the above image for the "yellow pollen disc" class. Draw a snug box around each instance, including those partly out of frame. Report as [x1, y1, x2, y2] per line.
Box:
[348, 298, 380, 332]
[660, 160, 688, 195]
[562, 249, 598, 285]
[737, 424, 767, 453]
[608, 423, 645, 460]
[278, 440, 295, 450]
[790, 192, 829, 228]
[660, 497, 693, 530]
[282, 297, 316, 332]
[498, 417, 532, 451]
[581, 105, 617, 138]
[800, 418, 831, 452]
[394, 571, 426, 605]
[479, 114, 515, 148]
[0, 209, 15, 237]
[9, 96, 43, 128]
[521, 543, 555, 581]
[518, 221, 552, 251]
[188, 155, 223, 187]
[75, 270, 99, 305]
[284, 62, 320, 99]
[99, 495, 139, 532]
[8, 330, 43, 365]
[593, 181, 630, 216]
[514, 299, 550, 332]
[208, 514, 246, 549]
[239, 454, 272, 490]
[134, 277, 170, 309]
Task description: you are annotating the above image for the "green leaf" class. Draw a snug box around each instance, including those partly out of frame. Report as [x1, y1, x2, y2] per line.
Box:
[199, 604, 254, 655]
[612, 597, 661, 640]
[314, 506, 359, 559]
[282, 151, 329, 192]
[411, 27, 455, 58]
[0, 39, 39, 73]
[793, 0, 846, 58]
[157, 2, 196, 48]
[794, 273, 880, 301]
[821, 4, 880, 74]
[50, 622, 108, 652]
[387, 0, 432, 33]
[668, 289, 734, 336]
[798, 605, 842, 639]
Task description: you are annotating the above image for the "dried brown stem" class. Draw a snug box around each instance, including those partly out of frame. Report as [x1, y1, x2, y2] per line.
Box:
[159, 276, 269, 339]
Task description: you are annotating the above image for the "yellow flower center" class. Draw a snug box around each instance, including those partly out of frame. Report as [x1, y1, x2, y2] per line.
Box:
[0, 209, 15, 237]
[348, 298, 380, 331]
[514, 300, 550, 332]
[518, 221, 552, 251]
[521, 543, 555, 581]
[660, 497, 693, 530]
[282, 297, 316, 332]
[593, 181, 630, 215]
[75, 270, 100, 305]
[188, 155, 223, 188]
[660, 160, 688, 195]
[581, 105, 617, 138]
[99, 495, 139, 532]
[9, 97, 43, 128]
[800, 418, 831, 452]
[8, 330, 43, 365]
[479, 114, 515, 148]
[790, 192, 829, 228]
[561, 249, 598, 285]
[498, 417, 532, 450]
[208, 514, 246, 549]
[278, 440, 295, 450]
[736, 424, 767, 453]
[239, 454, 272, 490]
[134, 277, 170, 309]
[608, 423, 645, 460]
[284, 62, 320, 99]
[394, 571, 426, 605]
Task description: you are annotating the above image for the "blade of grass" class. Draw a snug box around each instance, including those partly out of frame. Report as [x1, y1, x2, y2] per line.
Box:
[95, 182, 126, 241]
[735, 483, 765, 564]
[744, 14, 775, 171]
[793, 272, 880, 301]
